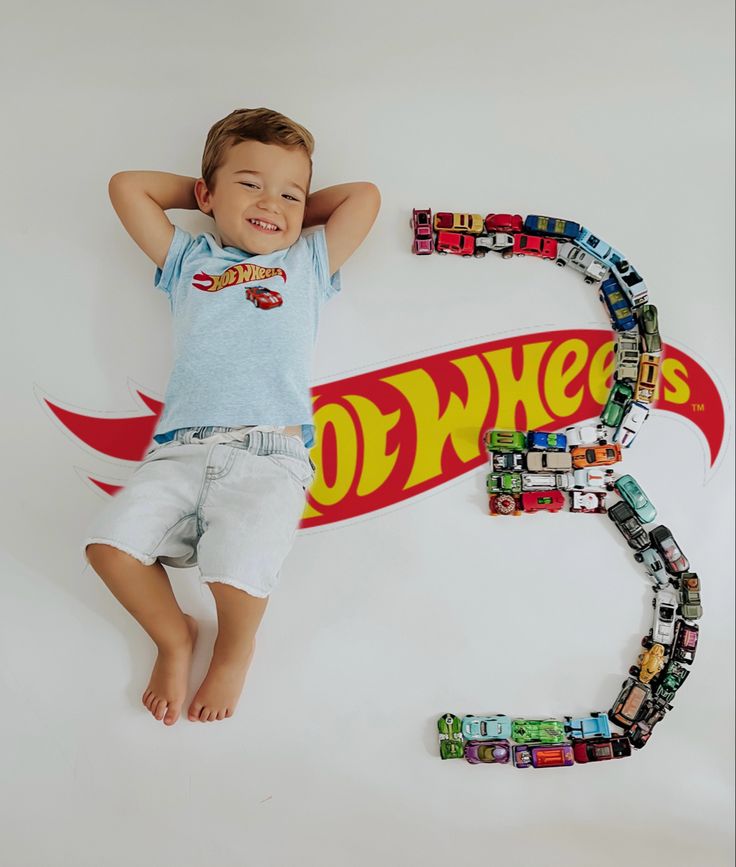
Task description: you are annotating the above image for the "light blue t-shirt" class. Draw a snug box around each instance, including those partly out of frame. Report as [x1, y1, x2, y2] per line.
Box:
[151, 224, 341, 449]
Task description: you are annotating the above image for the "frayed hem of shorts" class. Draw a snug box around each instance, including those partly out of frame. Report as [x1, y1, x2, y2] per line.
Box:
[200, 575, 272, 598]
[82, 538, 156, 567]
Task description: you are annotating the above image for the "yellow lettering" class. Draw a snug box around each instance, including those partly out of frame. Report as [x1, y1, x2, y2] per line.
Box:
[309, 402, 357, 507]
[661, 358, 691, 404]
[589, 341, 615, 405]
[544, 339, 588, 417]
[483, 341, 553, 429]
[342, 395, 401, 496]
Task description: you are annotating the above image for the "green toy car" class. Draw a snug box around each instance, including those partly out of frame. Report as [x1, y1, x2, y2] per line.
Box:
[437, 713, 464, 760]
[484, 429, 527, 453]
[511, 718, 566, 744]
[653, 661, 690, 704]
[486, 472, 523, 495]
[601, 381, 634, 428]
[614, 474, 657, 524]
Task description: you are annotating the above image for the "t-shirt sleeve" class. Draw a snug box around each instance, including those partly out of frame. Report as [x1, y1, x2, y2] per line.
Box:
[305, 226, 342, 303]
[153, 224, 198, 296]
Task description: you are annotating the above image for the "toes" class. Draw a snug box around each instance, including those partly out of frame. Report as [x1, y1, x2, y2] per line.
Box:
[154, 699, 168, 720]
[188, 703, 203, 721]
[164, 706, 180, 726]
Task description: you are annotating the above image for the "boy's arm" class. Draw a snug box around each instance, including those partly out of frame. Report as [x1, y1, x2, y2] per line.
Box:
[108, 171, 200, 270]
[302, 182, 381, 274]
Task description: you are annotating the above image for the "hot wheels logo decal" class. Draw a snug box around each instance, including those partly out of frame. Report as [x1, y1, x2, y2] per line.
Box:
[45, 328, 725, 524]
[192, 262, 286, 292]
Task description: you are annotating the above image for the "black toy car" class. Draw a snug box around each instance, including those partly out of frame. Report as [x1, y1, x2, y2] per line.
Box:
[671, 619, 699, 665]
[626, 699, 671, 749]
[649, 525, 690, 575]
[608, 501, 649, 551]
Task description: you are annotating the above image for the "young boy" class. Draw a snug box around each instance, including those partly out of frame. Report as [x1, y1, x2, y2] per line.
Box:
[81, 107, 380, 726]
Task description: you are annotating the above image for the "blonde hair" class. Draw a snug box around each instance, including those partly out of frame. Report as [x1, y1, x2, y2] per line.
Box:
[201, 107, 315, 195]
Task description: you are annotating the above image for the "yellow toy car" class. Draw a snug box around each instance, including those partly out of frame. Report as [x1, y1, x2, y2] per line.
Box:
[630, 642, 666, 684]
[635, 353, 661, 404]
[433, 212, 484, 235]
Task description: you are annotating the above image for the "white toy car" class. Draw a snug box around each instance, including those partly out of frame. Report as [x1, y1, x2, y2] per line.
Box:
[525, 451, 573, 471]
[572, 467, 615, 490]
[650, 586, 678, 646]
[570, 491, 607, 513]
[614, 330, 640, 381]
[521, 472, 557, 491]
[554, 472, 575, 490]
[634, 547, 668, 586]
[614, 401, 650, 448]
[555, 242, 610, 284]
[565, 423, 607, 447]
[474, 232, 514, 257]
[609, 258, 649, 307]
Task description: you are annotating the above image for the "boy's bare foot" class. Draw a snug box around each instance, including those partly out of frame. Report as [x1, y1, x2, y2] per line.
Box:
[187, 639, 256, 722]
[141, 614, 198, 726]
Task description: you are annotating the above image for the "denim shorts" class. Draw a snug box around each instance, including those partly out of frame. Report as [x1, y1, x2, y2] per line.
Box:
[80, 425, 316, 598]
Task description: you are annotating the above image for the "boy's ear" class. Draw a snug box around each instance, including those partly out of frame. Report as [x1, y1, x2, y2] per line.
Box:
[194, 178, 213, 216]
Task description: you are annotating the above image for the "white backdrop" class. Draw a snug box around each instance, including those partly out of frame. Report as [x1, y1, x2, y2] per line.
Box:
[2, 1, 734, 865]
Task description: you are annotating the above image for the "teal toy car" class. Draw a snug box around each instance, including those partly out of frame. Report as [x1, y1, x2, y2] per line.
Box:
[614, 474, 657, 524]
[437, 713, 464, 759]
[601, 381, 634, 428]
[564, 713, 611, 740]
[461, 714, 512, 741]
[511, 719, 566, 744]
[487, 472, 523, 495]
[484, 429, 527, 453]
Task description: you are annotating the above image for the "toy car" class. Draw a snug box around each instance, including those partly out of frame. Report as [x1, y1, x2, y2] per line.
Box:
[677, 573, 703, 620]
[521, 472, 558, 491]
[614, 474, 657, 524]
[573, 736, 632, 763]
[512, 744, 574, 769]
[553, 472, 575, 490]
[609, 677, 652, 728]
[527, 430, 567, 451]
[576, 227, 624, 266]
[484, 429, 526, 452]
[564, 713, 611, 740]
[570, 491, 607, 513]
[461, 714, 512, 741]
[609, 258, 649, 307]
[601, 381, 634, 428]
[614, 400, 650, 448]
[647, 585, 679, 646]
[554, 242, 609, 284]
[565, 423, 607, 447]
[523, 215, 581, 241]
[635, 353, 661, 404]
[637, 304, 662, 353]
[435, 231, 475, 256]
[487, 472, 522, 495]
[608, 501, 650, 550]
[626, 699, 669, 749]
[573, 467, 615, 490]
[433, 212, 484, 234]
[411, 208, 434, 255]
[437, 713, 464, 760]
[649, 525, 690, 575]
[485, 213, 523, 234]
[512, 233, 557, 259]
[473, 232, 514, 257]
[630, 642, 666, 684]
[599, 276, 637, 332]
[246, 286, 284, 309]
[464, 739, 511, 765]
[525, 450, 573, 471]
[653, 660, 690, 703]
[511, 719, 566, 744]
[671, 619, 699, 664]
[571, 443, 622, 469]
[613, 331, 641, 381]
[492, 451, 524, 472]
[489, 493, 522, 516]
[521, 491, 565, 513]
[633, 546, 669, 585]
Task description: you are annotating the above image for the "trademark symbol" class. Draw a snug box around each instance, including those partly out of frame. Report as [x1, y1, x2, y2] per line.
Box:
[691, 403, 705, 412]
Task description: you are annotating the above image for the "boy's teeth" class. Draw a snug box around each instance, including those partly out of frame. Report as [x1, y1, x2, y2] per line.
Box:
[250, 219, 277, 231]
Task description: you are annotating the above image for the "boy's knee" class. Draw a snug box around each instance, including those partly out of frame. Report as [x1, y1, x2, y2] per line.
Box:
[86, 542, 149, 570]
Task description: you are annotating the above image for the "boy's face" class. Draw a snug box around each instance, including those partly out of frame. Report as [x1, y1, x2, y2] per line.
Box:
[196, 139, 311, 254]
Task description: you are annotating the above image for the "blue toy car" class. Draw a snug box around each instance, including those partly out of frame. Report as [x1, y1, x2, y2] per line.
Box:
[599, 276, 637, 332]
[523, 215, 581, 242]
[564, 713, 611, 740]
[577, 227, 625, 266]
[461, 714, 512, 741]
[527, 430, 568, 451]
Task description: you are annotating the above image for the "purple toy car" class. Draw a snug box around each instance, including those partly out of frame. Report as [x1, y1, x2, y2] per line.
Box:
[464, 739, 511, 765]
[512, 743, 574, 769]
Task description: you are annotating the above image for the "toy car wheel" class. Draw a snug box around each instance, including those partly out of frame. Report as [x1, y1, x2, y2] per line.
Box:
[634, 553, 643, 562]
[473, 250, 487, 259]
[438, 250, 447, 256]
[555, 259, 565, 267]
[629, 666, 640, 676]
[642, 636, 652, 648]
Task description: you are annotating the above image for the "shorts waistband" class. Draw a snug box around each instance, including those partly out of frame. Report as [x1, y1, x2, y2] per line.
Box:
[162, 426, 309, 462]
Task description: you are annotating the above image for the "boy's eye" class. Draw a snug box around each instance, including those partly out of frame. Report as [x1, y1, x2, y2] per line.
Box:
[239, 182, 300, 202]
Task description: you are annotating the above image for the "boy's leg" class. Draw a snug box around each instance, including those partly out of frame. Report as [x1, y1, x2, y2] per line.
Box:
[188, 581, 269, 722]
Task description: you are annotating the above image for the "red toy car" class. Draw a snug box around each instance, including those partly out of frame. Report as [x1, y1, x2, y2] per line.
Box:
[512, 234, 558, 259]
[573, 736, 632, 763]
[489, 493, 521, 516]
[521, 490, 565, 513]
[245, 286, 283, 309]
[436, 231, 475, 257]
[485, 213, 524, 234]
[411, 208, 434, 255]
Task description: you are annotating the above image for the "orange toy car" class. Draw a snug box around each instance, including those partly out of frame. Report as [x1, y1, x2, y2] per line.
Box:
[571, 443, 623, 468]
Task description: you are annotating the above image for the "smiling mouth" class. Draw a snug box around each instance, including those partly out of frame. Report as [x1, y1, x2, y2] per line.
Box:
[248, 219, 280, 233]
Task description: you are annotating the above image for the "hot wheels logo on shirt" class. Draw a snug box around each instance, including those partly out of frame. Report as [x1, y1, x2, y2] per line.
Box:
[192, 262, 286, 292]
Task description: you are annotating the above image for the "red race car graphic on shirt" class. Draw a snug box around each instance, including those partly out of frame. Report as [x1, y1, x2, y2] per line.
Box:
[246, 285, 283, 309]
